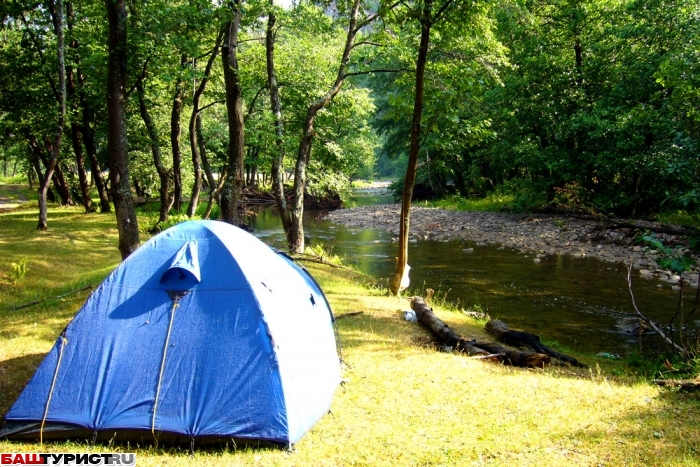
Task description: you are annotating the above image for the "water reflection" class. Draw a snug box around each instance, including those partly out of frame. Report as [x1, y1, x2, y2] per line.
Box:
[247, 200, 690, 356]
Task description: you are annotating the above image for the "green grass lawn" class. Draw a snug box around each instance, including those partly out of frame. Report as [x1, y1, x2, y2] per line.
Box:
[0, 189, 699, 466]
[418, 193, 516, 213]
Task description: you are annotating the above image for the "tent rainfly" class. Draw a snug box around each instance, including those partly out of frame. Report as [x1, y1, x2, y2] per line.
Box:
[0, 220, 341, 447]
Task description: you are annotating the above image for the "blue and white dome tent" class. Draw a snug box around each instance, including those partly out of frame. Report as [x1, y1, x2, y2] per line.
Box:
[0, 221, 341, 447]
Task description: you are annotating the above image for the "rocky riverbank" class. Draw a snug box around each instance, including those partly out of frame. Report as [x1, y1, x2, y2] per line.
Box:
[325, 204, 700, 288]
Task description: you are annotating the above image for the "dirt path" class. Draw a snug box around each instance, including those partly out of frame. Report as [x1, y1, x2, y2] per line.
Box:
[0, 183, 30, 211]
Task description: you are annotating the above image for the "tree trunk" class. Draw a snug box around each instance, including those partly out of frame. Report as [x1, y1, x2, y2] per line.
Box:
[133, 178, 145, 197]
[40, 138, 75, 206]
[30, 134, 73, 206]
[390, 2, 432, 295]
[250, 148, 258, 187]
[105, 0, 139, 259]
[67, 81, 93, 212]
[188, 33, 222, 218]
[81, 109, 111, 212]
[266, 1, 291, 234]
[66, 2, 101, 212]
[287, 0, 362, 253]
[72, 6, 110, 214]
[69, 121, 94, 212]
[38, 0, 67, 230]
[171, 54, 187, 213]
[66, 2, 93, 213]
[136, 80, 172, 224]
[220, 11, 245, 225]
[411, 297, 551, 368]
[197, 114, 219, 207]
[28, 149, 55, 202]
[574, 38, 583, 87]
[203, 166, 227, 220]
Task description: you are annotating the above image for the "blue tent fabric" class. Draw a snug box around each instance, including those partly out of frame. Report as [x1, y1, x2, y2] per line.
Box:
[160, 240, 201, 287]
[1, 221, 340, 445]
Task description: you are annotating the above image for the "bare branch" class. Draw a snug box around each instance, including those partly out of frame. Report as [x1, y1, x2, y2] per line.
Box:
[195, 43, 220, 61]
[244, 85, 268, 123]
[198, 99, 226, 113]
[238, 36, 265, 43]
[350, 40, 382, 51]
[627, 264, 690, 357]
[355, 0, 401, 31]
[344, 67, 412, 78]
[432, 0, 457, 24]
[127, 54, 153, 98]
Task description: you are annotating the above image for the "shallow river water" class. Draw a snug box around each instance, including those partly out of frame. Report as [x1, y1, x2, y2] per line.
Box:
[247, 192, 691, 356]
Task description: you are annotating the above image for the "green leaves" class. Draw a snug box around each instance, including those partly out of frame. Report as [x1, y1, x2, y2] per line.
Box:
[639, 232, 696, 274]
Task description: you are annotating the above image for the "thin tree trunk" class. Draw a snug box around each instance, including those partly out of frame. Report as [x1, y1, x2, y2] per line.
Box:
[266, 2, 291, 233]
[67, 75, 93, 212]
[391, 1, 432, 295]
[69, 121, 93, 212]
[187, 32, 222, 218]
[251, 147, 258, 187]
[28, 149, 55, 201]
[105, 0, 139, 259]
[38, 0, 67, 230]
[77, 65, 111, 211]
[203, 167, 227, 220]
[220, 10, 245, 225]
[287, 0, 362, 253]
[72, 1, 109, 212]
[171, 54, 187, 213]
[574, 38, 583, 87]
[245, 148, 251, 186]
[81, 108, 111, 212]
[66, 1, 94, 213]
[31, 135, 72, 206]
[197, 114, 219, 207]
[39, 137, 75, 206]
[136, 80, 172, 224]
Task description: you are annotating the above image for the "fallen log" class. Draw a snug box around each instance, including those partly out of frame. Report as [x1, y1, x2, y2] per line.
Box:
[411, 297, 551, 368]
[485, 320, 587, 368]
[652, 379, 700, 391]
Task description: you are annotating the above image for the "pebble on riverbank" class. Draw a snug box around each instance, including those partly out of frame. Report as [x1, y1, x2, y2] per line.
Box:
[325, 204, 700, 288]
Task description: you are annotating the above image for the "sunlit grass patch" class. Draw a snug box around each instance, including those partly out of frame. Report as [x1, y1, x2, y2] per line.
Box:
[653, 210, 700, 230]
[420, 193, 516, 212]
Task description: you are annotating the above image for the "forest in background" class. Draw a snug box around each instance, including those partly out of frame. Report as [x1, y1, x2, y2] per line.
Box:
[1, 0, 699, 233]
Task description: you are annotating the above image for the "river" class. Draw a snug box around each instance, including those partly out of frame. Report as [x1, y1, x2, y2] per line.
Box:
[246, 189, 692, 356]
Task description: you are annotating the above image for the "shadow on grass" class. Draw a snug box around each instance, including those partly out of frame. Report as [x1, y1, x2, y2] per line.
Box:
[0, 353, 46, 419]
[0, 209, 114, 223]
